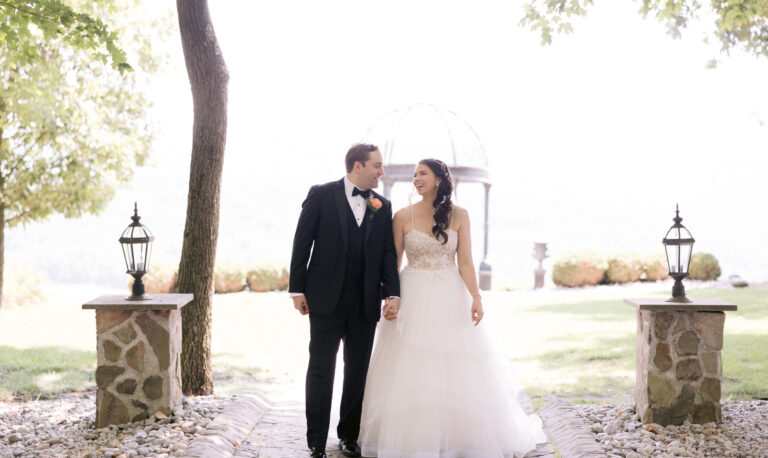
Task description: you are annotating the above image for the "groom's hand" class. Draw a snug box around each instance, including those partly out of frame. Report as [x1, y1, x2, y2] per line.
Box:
[292, 295, 309, 315]
[383, 297, 400, 320]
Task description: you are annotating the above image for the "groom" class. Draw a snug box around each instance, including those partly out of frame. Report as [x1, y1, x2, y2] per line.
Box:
[289, 143, 400, 458]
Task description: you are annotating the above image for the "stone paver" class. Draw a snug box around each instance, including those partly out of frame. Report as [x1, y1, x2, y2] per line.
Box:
[232, 392, 557, 458]
[537, 399, 604, 457]
[234, 400, 345, 458]
[186, 392, 270, 457]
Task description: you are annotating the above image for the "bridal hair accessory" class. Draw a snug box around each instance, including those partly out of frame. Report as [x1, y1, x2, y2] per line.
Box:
[366, 197, 382, 221]
[438, 161, 450, 177]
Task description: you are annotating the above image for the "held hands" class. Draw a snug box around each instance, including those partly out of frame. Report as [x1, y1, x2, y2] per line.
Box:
[292, 295, 309, 315]
[383, 297, 400, 321]
[471, 295, 484, 326]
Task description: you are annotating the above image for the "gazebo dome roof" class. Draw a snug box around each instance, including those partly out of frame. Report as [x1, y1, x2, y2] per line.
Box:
[362, 103, 488, 170]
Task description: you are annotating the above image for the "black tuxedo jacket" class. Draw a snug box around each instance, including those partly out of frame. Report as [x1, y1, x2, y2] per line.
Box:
[289, 178, 400, 322]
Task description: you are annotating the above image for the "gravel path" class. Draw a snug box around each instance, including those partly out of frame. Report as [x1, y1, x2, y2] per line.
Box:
[0, 388, 232, 457]
[5, 387, 768, 457]
[574, 400, 768, 457]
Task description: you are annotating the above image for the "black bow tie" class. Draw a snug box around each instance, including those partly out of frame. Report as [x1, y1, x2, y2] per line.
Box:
[352, 187, 371, 199]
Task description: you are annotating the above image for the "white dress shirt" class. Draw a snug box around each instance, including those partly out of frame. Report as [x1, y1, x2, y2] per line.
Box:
[344, 175, 367, 227]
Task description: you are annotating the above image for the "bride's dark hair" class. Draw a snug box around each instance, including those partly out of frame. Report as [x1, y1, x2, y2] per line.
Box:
[418, 158, 453, 245]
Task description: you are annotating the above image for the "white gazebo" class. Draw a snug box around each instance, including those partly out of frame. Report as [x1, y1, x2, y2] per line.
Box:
[361, 102, 492, 289]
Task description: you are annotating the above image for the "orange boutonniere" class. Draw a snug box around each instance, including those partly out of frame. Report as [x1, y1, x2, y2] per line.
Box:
[366, 197, 382, 221]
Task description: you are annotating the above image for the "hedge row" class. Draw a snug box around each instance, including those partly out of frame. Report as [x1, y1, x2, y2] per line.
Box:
[130, 263, 289, 294]
[552, 251, 720, 287]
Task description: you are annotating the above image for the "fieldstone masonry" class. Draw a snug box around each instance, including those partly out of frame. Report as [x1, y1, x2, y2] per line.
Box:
[83, 294, 193, 428]
[624, 298, 737, 426]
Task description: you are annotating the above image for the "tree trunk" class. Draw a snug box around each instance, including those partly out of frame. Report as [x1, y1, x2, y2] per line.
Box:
[176, 0, 229, 395]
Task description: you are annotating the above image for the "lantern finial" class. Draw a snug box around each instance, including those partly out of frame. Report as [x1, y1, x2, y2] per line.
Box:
[132, 202, 141, 224]
[673, 204, 682, 225]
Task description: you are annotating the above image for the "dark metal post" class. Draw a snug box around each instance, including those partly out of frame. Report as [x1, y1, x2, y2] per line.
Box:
[478, 182, 492, 290]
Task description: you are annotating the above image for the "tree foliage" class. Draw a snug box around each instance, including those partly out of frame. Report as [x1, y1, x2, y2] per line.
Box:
[0, 0, 131, 72]
[0, 0, 171, 305]
[520, 0, 768, 59]
[0, 0, 169, 227]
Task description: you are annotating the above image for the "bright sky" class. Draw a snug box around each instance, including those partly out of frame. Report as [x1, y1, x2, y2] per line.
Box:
[7, 0, 768, 287]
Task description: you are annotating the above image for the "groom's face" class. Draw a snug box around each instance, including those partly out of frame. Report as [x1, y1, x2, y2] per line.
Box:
[357, 149, 384, 190]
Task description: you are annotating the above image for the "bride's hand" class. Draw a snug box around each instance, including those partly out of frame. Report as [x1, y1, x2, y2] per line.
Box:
[383, 297, 400, 320]
[471, 297, 484, 326]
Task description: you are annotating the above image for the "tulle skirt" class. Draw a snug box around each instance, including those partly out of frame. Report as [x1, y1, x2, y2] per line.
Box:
[360, 266, 546, 458]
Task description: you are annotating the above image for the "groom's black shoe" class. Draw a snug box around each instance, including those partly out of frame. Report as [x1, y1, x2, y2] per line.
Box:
[339, 438, 361, 457]
[309, 446, 327, 458]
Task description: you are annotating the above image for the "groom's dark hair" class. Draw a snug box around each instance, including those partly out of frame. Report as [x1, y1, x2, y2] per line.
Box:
[345, 143, 379, 173]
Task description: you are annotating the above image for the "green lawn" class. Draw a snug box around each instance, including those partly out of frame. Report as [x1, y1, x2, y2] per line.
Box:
[1, 283, 766, 404]
[500, 286, 768, 404]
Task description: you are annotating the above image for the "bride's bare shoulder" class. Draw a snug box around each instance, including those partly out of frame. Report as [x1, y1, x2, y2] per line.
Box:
[451, 205, 469, 219]
[393, 206, 411, 223]
[450, 205, 471, 231]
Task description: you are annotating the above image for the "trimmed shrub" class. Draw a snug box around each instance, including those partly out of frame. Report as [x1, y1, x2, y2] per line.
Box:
[606, 253, 644, 284]
[138, 264, 178, 294]
[642, 253, 669, 282]
[246, 265, 289, 292]
[214, 263, 247, 294]
[552, 251, 607, 287]
[688, 253, 721, 281]
[3, 261, 49, 307]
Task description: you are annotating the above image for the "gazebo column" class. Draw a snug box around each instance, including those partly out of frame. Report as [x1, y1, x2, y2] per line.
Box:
[382, 177, 394, 200]
[478, 182, 492, 290]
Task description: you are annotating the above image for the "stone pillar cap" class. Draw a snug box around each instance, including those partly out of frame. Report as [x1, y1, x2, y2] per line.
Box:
[82, 294, 194, 311]
[623, 298, 737, 312]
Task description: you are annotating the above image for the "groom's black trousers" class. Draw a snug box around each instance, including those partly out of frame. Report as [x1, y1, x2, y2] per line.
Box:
[306, 281, 377, 449]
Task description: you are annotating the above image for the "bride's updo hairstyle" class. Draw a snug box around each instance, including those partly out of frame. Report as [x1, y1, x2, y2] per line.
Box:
[418, 158, 454, 245]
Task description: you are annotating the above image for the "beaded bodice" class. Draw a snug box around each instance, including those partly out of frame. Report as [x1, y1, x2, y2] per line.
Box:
[404, 229, 458, 271]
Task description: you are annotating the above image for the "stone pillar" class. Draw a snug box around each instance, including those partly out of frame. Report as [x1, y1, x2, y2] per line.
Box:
[83, 294, 193, 428]
[624, 298, 737, 426]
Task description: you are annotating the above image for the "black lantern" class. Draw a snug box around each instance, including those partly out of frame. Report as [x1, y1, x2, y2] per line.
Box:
[119, 203, 154, 300]
[662, 204, 695, 303]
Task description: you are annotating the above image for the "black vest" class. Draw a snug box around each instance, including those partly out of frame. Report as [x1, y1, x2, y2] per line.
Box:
[343, 201, 369, 291]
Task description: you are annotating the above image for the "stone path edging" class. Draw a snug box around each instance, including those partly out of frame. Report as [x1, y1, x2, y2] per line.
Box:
[538, 399, 604, 458]
[185, 392, 270, 457]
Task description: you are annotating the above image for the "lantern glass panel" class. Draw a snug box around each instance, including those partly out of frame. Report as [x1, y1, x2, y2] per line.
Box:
[666, 244, 680, 273]
[145, 243, 152, 273]
[664, 227, 675, 242]
[122, 243, 134, 272]
[679, 243, 692, 274]
[136, 242, 148, 272]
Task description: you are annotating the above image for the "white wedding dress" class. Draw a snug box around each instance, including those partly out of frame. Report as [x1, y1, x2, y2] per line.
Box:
[359, 214, 547, 458]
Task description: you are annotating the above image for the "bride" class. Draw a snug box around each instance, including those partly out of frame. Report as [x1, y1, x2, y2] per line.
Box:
[359, 159, 546, 458]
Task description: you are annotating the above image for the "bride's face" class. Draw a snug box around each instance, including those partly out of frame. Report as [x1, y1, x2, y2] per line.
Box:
[413, 164, 441, 196]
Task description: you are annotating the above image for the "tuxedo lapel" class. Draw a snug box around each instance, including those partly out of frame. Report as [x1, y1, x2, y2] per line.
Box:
[334, 179, 348, 251]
